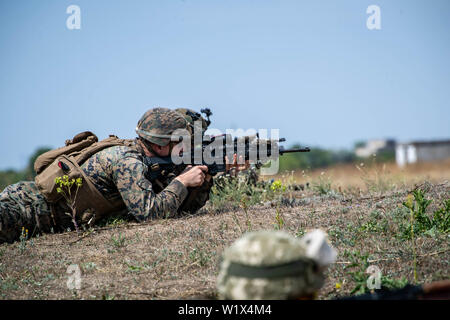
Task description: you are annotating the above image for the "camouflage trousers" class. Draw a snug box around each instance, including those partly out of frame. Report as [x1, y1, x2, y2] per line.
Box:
[0, 181, 65, 244]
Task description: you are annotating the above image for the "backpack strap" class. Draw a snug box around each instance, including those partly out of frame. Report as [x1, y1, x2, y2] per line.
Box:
[72, 135, 134, 165]
[34, 132, 98, 175]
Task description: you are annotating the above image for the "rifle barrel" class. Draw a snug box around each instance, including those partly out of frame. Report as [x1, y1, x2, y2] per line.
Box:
[279, 147, 310, 154]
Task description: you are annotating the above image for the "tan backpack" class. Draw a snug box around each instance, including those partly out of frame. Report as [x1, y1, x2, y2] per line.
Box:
[34, 131, 134, 224]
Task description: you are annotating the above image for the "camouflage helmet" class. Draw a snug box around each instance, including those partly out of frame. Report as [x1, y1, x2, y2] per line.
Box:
[136, 107, 188, 146]
[175, 108, 209, 132]
[217, 230, 328, 300]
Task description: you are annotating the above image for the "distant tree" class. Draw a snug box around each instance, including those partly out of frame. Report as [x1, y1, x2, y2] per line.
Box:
[0, 170, 26, 191]
[279, 143, 358, 172]
[0, 147, 52, 191]
[374, 150, 395, 163]
[23, 147, 52, 180]
[354, 140, 366, 149]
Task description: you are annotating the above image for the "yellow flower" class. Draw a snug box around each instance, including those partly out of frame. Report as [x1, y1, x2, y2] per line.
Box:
[271, 180, 284, 192]
[404, 194, 414, 210]
[335, 282, 342, 289]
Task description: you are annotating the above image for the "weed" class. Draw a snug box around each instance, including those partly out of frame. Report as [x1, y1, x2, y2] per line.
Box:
[189, 247, 211, 267]
[381, 276, 409, 290]
[240, 196, 253, 232]
[18, 227, 29, 254]
[359, 210, 388, 234]
[359, 220, 379, 233]
[55, 175, 83, 233]
[273, 208, 285, 230]
[356, 161, 395, 193]
[328, 226, 356, 246]
[124, 261, 143, 273]
[210, 176, 278, 212]
[400, 189, 450, 240]
[295, 226, 306, 238]
[343, 250, 371, 295]
[343, 250, 408, 295]
[230, 211, 244, 234]
[189, 228, 205, 240]
[270, 180, 286, 193]
[110, 232, 127, 248]
[107, 217, 127, 227]
[82, 262, 97, 272]
[313, 172, 332, 195]
[218, 221, 228, 233]
[102, 292, 115, 300]
[431, 199, 450, 233]
[0, 277, 19, 295]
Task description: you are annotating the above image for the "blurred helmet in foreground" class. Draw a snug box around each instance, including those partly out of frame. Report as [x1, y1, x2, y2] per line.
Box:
[217, 229, 336, 300]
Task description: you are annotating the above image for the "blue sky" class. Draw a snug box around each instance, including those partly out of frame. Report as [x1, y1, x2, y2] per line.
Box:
[0, 0, 449, 170]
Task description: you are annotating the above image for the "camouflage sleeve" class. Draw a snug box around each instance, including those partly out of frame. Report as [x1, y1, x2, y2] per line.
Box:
[112, 156, 188, 221]
[178, 177, 213, 214]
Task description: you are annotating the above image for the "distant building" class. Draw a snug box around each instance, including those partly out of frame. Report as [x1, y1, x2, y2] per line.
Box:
[355, 139, 396, 158]
[396, 140, 450, 167]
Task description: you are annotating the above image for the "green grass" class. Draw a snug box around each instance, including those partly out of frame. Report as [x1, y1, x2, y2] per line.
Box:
[400, 189, 450, 240]
[342, 250, 409, 295]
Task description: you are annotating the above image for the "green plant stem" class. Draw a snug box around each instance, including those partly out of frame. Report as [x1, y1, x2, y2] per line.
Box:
[410, 208, 417, 284]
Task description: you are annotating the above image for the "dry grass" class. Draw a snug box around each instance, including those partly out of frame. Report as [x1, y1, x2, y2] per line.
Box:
[0, 160, 449, 300]
[273, 159, 450, 192]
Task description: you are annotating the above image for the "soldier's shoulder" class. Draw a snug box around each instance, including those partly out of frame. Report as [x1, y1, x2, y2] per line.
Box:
[100, 143, 140, 158]
[93, 143, 144, 167]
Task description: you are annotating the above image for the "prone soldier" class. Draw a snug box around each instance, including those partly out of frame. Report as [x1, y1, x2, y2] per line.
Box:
[0, 108, 210, 243]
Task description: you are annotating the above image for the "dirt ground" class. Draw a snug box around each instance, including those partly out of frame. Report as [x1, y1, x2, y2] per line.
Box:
[0, 161, 449, 300]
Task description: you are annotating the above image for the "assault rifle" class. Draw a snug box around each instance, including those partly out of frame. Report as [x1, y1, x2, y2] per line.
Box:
[143, 133, 310, 180]
[338, 280, 450, 300]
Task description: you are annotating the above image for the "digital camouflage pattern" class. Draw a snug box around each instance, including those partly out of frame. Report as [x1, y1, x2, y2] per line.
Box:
[216, 230, 326, 300]
[0, 181, 55, 243]
[136, 107, 188, 146]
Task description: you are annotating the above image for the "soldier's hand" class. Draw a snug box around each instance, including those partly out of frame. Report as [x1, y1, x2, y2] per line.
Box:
[175, 165, 208, 187]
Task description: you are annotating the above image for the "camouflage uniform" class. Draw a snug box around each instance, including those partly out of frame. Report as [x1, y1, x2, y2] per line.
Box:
[0, 181, 53, 243]
[0, 108, 202, 244]
[79, 141, 188, 222]
[216, 230, 336, 300]
[172, 108, 214, 213]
